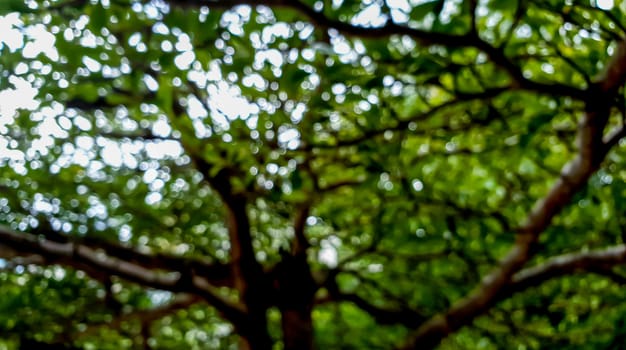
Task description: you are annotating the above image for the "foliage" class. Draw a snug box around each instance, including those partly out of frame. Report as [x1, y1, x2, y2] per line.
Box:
[1, 0, 626, 349]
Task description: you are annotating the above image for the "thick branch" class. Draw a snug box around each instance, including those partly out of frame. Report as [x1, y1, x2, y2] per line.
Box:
[32, 226, 234, 287]
[67, 75, 263, 298]
[0, 225, 246, 324]
[291, 202, 311, 256]
[169, 94, 272, 349]
[509, 245, 626, 291]
[399, 39, 626, 349]
[74, 293, 202, 340]
[322, 291, 425, 328]
[170, 109, 266, 301]
[187, 151, 268, 303]
[322, 275, 426, 328]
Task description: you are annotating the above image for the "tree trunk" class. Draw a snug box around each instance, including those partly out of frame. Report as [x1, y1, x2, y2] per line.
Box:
[281, 305, 314, 350]
[238, 311, 274, 350]
[274, 251, 317, 350]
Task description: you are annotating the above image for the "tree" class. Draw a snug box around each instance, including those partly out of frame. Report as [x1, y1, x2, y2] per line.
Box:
[1, 0, 626, 348]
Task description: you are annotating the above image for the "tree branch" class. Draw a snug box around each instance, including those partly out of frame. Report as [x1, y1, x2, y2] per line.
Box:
[320, 272, 426, 328]
[291, 202, 311, 256]
[172, 0, 470, 43]
[0, 225, 247, 324]
[302, 88, 508, 150]
[165, 0, 587, 99]
[73, 293, 203, 340]
[29, 221, 235, 288]
[509, 244, 626, 292]
[166, 86, 273, 349]
[179, 132, 268, 300]
[398, 39, 626, 350]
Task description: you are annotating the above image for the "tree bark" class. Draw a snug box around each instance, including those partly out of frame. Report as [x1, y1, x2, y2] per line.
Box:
[238, 313, 274, 350]
[274, 250, 317, 350]
[281, 307, 314, 350]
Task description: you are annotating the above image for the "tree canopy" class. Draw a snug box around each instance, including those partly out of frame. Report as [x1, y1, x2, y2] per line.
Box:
[2, 0, 626, 349]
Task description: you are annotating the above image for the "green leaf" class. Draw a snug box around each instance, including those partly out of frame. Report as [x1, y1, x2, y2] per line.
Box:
[2, 1, 624, 349]
[290, 169, 303, 190]
[0, 0, 32, 15]
[156, 75, 173, 114]
[519, 112, 554, 148]
[410, 0, 445, 21]
[489, 0, 518, 12]
[89, 3, 107, 32]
